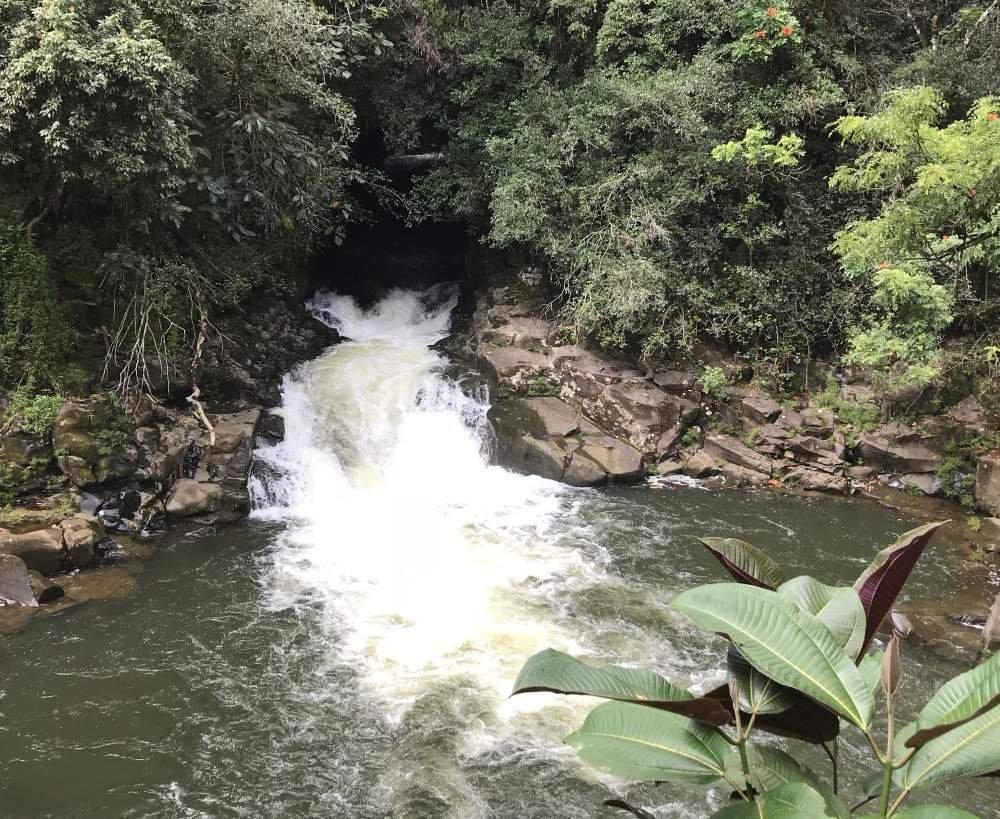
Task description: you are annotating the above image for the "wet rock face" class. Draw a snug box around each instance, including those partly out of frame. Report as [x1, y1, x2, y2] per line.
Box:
[977, 453, 1000, 516]
[0, 554, 37, 607]
[489, 398, 643, 486]
[856, 424, 943, 475]
[53, 399, 136, 488]
[0, 514, 104, 576]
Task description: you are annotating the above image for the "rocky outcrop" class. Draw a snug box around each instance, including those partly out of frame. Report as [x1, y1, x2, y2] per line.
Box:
[856, 423, 943, 474]
[0, 514, 104, 575]
[977, 453, 1000, 516]
[489, 398, 643, 486]
[53, 399, 136, 488]
[0, 554, 37, 607]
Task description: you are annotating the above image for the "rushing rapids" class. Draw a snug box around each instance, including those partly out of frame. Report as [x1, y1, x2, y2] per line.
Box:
[1, 289, 995, 818]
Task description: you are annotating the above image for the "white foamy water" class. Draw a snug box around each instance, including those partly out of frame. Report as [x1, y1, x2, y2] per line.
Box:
[249, 289, 617, 811]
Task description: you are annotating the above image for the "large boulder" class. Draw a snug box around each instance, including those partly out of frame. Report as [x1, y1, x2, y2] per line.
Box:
[742, 396, 782, 427]
[58, 515, 104, 567]
[489, 397, 644, 486]
[0, 527, 65, 575]
[0, 431, 52, 496]
[976, 453, 1000, 516]
[703, 435, 774, 476]
[0, 554, 37, 607]
[53, 399, 135, 487]
[165, 479, 225, 518]
[856, 424, 943, 474]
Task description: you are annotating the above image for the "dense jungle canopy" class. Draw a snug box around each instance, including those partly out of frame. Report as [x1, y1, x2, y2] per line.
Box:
[1, 0, 998, 402]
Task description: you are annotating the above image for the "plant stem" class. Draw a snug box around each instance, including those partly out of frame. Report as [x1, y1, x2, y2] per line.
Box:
[878, 759, 894, 817]
[887, 789, 911, 816]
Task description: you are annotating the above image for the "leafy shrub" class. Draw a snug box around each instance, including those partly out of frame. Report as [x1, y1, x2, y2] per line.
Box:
[514, 522, 1000, 818]
[2, 387, 63, 436]
[701, 367, 728, 400]
[0, 223, 75, 389]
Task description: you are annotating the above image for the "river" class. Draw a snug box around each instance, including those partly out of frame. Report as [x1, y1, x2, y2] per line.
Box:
[1, 289, 997, 818]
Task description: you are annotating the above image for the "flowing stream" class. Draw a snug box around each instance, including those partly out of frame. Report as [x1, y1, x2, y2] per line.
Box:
[1, 289, 998, 818]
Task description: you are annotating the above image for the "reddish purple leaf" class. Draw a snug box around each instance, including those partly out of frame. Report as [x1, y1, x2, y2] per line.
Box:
[853, 521, 945, 655]
[699, 538, 787, 590]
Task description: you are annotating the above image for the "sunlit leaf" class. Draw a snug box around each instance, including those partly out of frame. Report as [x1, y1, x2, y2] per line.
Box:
[512, 649, 732, 725]
[565, 701, 733, 784]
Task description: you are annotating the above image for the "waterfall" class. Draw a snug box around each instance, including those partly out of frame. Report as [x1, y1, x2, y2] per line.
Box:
[248, 288, 608, 814]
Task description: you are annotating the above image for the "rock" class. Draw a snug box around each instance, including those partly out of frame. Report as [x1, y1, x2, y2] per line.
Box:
[575, 436, 644, 482]
[946, 395, 988, 434]
[657, 460, 684, 476]
[902, 473, 942, 496]
[0, 431, 52, 495]
[846, 465, 876, 481]
[497, 432, 571, 483]
[521, 397, 580, 438]
[0, 554, 37, 606]
[783, 467, 848, 494]
[0, 527, 65, 575]
[652, 370, 696, 393]
[981, 518, 1000, 541]
[165, 479, 224, 518]
[800, 409, 835, 437]
[719, 463, 770, 487]
[78, 492, 103, 515]
[976, 453, 1000, 516]
[742, 396, 782, 426]
[59, 515, 103, 567]
[53, 399, 134, 487]
[27, 570, 64, 603]
[683, 451, 719, 478]
[562, 450, 608, 487]
[857, 425, 943, 474]
[839, 384, 874, 403]
[480, 345, 551, 381]
[656, 424, 685, 458]
[703, 435, 773, 476]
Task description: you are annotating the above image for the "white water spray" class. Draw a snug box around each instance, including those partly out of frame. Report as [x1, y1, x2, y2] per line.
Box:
[250, 289, 614, 811]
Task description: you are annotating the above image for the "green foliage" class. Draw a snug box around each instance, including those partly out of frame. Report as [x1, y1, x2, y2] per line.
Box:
[712, 126, 805, 169]
[830, 88, 1000, 391]
[2, 387, 63, 436]
[730, 2, 803, 62]
[515, 522, 1000, 817]
[0, 222, 75, 389]
[701, 366, 728, 400]
[526, 376, 560, 397]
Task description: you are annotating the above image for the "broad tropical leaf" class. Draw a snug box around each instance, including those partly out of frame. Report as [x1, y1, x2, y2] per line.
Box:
[727, 646, 797, 716]
[858, 650, 885, 695]
[710, 782, 835, 818]
[902, 652, 1000, 749]
[512, 649, 732, 725]
[672, 584, 874, 728]
[778, 576, 866, 660]
[700, 538, 788, 589]
[901, 704, 1000, 790]
[724, 746, 850, 819]
[565, 701, 733, 784]
[866, 808, 980, 818]
[853, 522, 945, 653]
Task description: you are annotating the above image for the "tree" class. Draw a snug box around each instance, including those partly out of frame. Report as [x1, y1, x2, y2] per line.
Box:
[830, 87, 1000, 393]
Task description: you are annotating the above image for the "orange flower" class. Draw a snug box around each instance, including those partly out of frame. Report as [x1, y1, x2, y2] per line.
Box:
[989, 112, 999, 122]
[766, 6, 780, 17]
[941, 234, 950, 242]
[780, 24, 794, 36]
[969, 188, 977, 198]
[754, 29, 768, 38]
[878, 261, 891, 269]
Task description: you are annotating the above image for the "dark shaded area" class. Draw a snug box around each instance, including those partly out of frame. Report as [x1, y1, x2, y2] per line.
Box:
[307, 218, 471, 307]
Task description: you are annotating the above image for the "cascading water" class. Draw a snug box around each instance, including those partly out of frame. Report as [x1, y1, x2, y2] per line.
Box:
[248, 288, 619, 815]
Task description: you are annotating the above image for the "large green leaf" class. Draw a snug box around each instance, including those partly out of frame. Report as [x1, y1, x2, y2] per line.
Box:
[865, 808, 980, 818]
[512, 649, 733, 725]
[727, 647, 797, 716]
[672, 584, 874, 729]
[724, 746, 849, 819]
[710, 782, 836, 818]
[902, 651, 1000, 749]
[778, 577, 866, 660]
[901, 704, 1000, 790]
[858, 650, 885, 696]
[565, 701, 733, 784]
[701, 538, 788, 589]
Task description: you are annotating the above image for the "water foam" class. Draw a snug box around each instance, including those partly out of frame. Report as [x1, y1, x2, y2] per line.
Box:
[249, 289, 613, 811]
